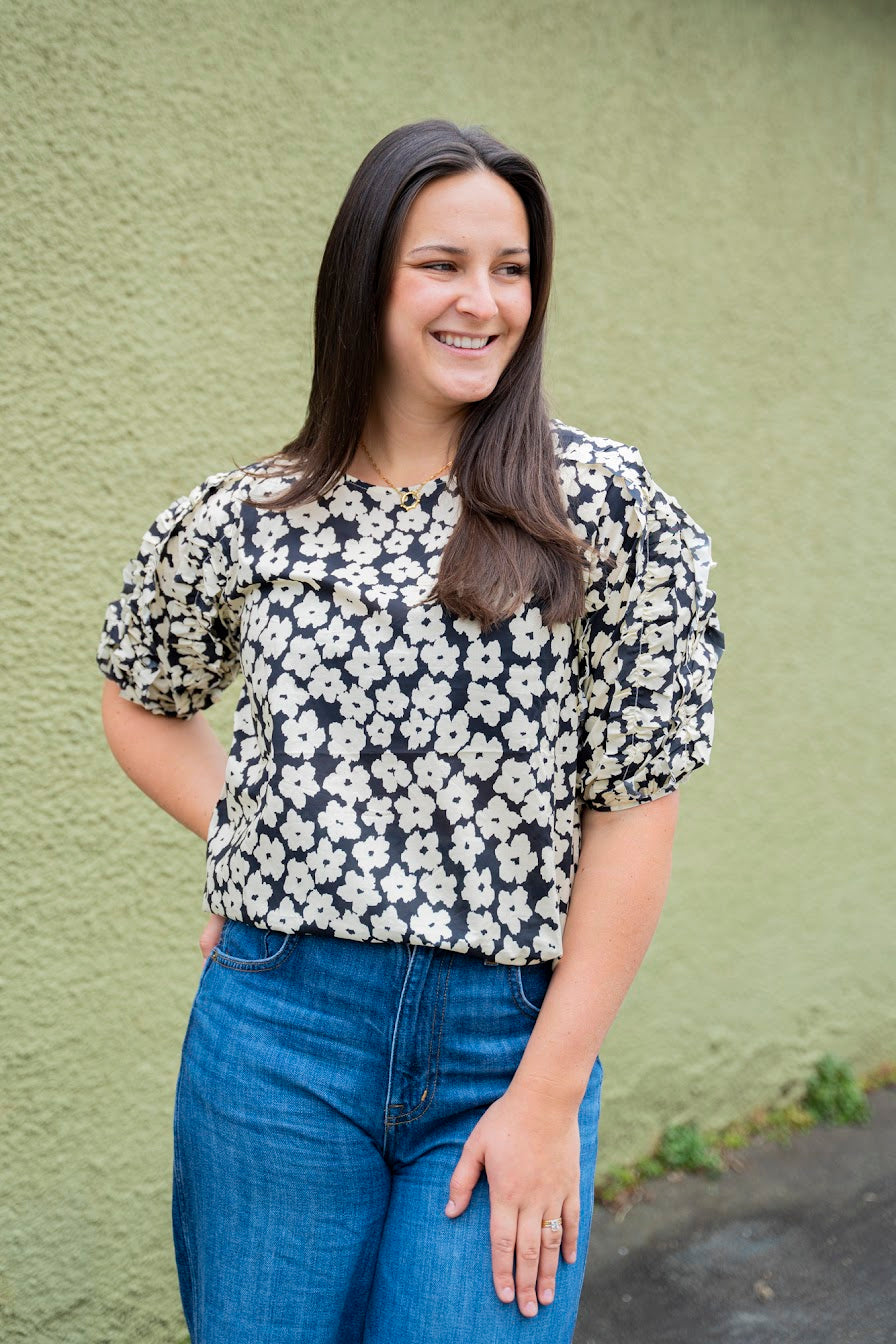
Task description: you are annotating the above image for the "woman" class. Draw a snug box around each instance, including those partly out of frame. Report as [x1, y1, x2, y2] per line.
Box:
[98, 119, 723, 1343]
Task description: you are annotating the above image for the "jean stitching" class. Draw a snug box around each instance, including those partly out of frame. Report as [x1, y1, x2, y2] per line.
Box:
[389, 954, 453, 1127]
[507, 964, 543, 1018]
[383, 946, 417, 1144]
[211, 933, 301, 974]
[172, 1009, 202, 1337]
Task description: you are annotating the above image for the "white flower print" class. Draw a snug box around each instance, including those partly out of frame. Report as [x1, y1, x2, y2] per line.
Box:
[494, 763, 537, 801]
[279, 806, 315, 852]
[438, 772, 477, 823]
[382, 865, 418, 904]
[307, 664, 346, 702]
[505, 663, 542, 709]
[280, 762, 319, 809]
[465, 680, 510, 727]
[433, 711, 471, 754]
[97, 424, 722, 966]
[366, 713, 398, 750]
[410, 904, 452, 943]
[374, 683, 409, 720]
[316, 797, 363, 842]
[360, 797, 394, 833]
[404, 827, 441, 869]
[343, 645, 387, 686]
[419, 640, 460, 679]
[397, 707, 436, 751]
[309, 834, 352, 884]
[360, 611, 394, 648]
[328, 718, 368, 758]
[395, 787, 436, 832]
[448, 821, 486, 867]
[499, 937, 531, 965]
[412, 754, 452, 792]
[419, 868, 456, 907]
[416, 673, 453, 717]
[509, 608, 550, 660]
[504, 708, 541, 752]
[243, 871, 275, 923]
[281, 708, 328, 758]
[461, 867, 498, 912]
[370, 752, 413, 794]
[258, 837, 287, 882]
[353, 836, 391, 872]
[370, 906, 408, 941]
[318, 615, 354, 659]
[340, 683, 376, 722]
[496, 888, 530, 936]
[336, 872, 382, 915]
[383, 635, 419, 678]
[464, 643, 504, 681]
[302, 525, 339, 559]
[465, 909, 501, 954]
[462, 738, 503, 780]
[495, 834, 538, 884]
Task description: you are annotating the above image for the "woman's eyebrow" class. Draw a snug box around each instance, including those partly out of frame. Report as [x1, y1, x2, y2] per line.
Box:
[408, 243, 530, 257]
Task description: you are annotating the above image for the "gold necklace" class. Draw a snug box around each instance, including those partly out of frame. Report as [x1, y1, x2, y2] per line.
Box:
[359, 441, 453, 511]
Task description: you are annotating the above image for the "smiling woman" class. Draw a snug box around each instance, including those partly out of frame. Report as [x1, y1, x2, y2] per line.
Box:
[375, 171, 533, 415]
[97, 118, 723, 1344]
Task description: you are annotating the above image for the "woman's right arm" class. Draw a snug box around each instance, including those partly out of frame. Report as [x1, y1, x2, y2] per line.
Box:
[102, 679, 229, 956]
[100, 678, 227, 842]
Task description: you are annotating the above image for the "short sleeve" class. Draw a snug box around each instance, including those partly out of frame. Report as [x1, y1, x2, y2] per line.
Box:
[576, 476, 725, 810]
[96, 471, 246, 718]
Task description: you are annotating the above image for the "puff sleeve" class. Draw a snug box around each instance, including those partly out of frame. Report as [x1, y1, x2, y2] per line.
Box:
[576, 472, 724, 810]
[96, 471, 246, 718]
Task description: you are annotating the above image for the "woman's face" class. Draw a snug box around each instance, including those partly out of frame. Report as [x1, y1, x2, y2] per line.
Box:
[376, 170, 532, 418]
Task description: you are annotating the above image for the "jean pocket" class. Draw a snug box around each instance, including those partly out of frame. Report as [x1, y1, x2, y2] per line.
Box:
[212, 918, 301, 973]
[507, 961, 555, 1019]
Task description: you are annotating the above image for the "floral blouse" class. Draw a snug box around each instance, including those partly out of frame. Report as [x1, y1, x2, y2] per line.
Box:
[97, 420, 724, 965]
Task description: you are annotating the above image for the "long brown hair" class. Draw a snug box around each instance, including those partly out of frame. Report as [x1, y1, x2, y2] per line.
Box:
[259, 119, 592, 630]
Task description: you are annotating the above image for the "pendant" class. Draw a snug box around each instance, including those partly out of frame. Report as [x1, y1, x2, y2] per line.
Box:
[398, 489, 421, 510]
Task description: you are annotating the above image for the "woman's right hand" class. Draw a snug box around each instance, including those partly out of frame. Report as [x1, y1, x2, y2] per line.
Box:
[200, 912, 226, 960]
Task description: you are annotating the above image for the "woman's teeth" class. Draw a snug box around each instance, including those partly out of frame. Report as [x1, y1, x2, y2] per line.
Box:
[434, 333, 493, 349]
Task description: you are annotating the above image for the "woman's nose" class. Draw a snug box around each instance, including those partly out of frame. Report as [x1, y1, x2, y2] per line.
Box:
[455, 271, 499, 320]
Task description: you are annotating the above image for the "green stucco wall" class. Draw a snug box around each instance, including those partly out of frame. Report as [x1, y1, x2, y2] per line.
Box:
[3, 1, 894, 1338]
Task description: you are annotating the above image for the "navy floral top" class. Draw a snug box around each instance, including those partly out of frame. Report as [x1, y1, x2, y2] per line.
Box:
[97, 420, 724, 965]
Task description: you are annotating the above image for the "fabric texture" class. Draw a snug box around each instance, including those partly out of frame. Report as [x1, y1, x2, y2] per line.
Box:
[173, 921, 603, 1343]
[97, 420, 724, 964]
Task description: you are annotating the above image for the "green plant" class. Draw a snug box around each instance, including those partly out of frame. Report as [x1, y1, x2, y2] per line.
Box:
[803, 1054, 870, 1125]
[593, 1054, 889, 1210]
[656, 1122, 723, 1174]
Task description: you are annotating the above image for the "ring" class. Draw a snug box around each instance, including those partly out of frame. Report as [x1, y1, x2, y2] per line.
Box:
[541, 1218, 563, 1232]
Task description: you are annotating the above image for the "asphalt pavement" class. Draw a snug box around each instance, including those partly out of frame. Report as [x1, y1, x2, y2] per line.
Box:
[575, 1087, 895, 1344]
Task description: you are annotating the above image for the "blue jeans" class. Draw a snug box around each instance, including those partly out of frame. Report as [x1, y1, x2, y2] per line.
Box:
[172, 922, 603, 1343]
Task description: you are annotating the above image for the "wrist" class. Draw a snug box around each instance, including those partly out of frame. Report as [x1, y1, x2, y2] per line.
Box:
[506, 1070, 586, 1116]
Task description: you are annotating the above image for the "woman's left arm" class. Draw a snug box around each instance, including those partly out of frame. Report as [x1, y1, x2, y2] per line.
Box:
[445, 789, 680, 1318]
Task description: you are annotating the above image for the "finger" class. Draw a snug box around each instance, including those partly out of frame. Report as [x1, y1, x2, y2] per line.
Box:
[513, 1210, 543, 1318]
[489, 1205, 519, 1306]
[561, 1193, 580, 1265]
[537, 1214, 564, 1305]
[445, 1139, 484, 1217]
[199, 913, 226, 959]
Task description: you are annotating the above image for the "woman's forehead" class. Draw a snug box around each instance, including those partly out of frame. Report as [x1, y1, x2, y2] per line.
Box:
[399, 172, 529, 252]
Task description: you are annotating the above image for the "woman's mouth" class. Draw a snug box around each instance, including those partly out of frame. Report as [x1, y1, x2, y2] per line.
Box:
[431, 332, 499, 353]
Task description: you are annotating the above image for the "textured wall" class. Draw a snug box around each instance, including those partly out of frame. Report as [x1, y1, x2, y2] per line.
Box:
[3, 0, 894, 1339]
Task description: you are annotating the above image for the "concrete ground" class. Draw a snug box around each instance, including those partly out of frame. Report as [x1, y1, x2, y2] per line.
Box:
[575, 1088, 895, 1344]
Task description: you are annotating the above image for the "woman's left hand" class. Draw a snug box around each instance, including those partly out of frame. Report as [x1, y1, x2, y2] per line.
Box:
[444, 1082, 581, 1318]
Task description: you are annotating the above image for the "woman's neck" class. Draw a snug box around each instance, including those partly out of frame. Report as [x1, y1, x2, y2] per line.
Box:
[350, 401, 463, 487]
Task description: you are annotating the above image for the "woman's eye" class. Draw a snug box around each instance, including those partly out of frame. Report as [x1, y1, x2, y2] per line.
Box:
[423, 262, 456, 272]
[499, 264, 529, 277]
